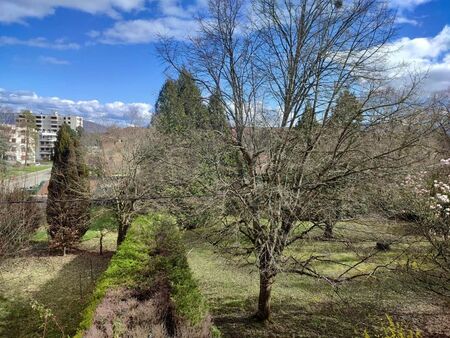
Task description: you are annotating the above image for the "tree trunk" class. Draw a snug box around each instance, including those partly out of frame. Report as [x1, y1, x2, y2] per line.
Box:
[255, 271, 274, 321]
[323, 221, 333, 238]
[117, 224, 128, 246]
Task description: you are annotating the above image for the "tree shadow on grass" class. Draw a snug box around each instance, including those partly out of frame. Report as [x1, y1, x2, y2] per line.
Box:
[209, 276, 449, 338]
[0, 252, 112, 338]
[212, 296, 394, 338]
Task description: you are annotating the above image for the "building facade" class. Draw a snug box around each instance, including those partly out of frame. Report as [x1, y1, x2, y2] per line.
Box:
[0, 124, 36, 165]
[31, 112, 83, 161]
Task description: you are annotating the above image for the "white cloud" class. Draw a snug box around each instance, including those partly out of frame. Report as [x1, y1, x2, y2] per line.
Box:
[39, 56, 70, 65]
[386, 25, 450, 92]
[389, 0, 433, 26]
[388, 0, 433, 10]
[0, 88, 152, 125]
[90, 0, 208, 44]
[0, 0, 146, 23]
[0, 36, 80, 50]
[94, 17, 199, 44]
[395, 16, 419, 26]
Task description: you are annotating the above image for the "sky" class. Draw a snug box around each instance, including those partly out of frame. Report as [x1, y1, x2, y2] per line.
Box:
[0, 0, 449, 125]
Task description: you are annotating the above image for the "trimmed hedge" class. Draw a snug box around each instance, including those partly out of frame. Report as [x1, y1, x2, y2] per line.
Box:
[75, 213, 217, 337]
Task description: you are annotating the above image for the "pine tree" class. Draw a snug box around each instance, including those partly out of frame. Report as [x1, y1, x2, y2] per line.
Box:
[47, 124, 90, 248]
[208, 89, 228, 132]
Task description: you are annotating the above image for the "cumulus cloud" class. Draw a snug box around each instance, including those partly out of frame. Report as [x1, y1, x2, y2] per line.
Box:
[0, 36, 80, 50]
[0, 88, 152, 125]
[39, 56, 70, 65]
[386, 25, 450, 92]
[0, 0, 145, 23]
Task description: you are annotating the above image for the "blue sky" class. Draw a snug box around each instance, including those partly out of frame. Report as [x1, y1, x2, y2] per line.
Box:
[0, 0, 449, 124]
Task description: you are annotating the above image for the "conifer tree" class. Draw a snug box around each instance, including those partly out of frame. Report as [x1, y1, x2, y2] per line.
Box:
[330, 90, 363, 128]
[177, 69, 208, 129]
[153, 70, 210, 132]
[208, 89, 228, 132]
[47, 124, 90, 248]
[153, 79, 185, 132]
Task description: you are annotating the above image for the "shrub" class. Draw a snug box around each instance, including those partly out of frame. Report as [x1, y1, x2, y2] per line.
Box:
[0, 187, 42, 258]
[76, 213, 219, 338]
[363, 315, 422, 338]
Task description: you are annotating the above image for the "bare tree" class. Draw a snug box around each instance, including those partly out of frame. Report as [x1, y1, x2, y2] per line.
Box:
[94, 128, 153, 245]
[159, 0, 433, 320]
[0, 186, 42, 258]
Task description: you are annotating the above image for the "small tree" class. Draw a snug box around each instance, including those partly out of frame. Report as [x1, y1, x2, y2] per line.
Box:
[47, 124, 90, 249]
[95, 128, 151, 246]
[17, 110, 37, 166]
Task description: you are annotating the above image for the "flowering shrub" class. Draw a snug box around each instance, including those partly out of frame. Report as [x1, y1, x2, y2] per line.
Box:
[390, 158, 450, 296]
[398, 158, 450, 239]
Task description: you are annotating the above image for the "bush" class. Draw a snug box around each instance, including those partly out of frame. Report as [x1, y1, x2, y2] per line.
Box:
[76, 213, 219, 338]
[363, 315, 421, 338]
[0, 187, 42, 258]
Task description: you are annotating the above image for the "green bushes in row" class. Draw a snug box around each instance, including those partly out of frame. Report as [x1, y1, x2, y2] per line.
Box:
[75, 213, 218, 337]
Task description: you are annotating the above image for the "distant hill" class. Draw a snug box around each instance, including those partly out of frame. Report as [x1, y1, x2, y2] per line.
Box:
[83, 120, 108, 134]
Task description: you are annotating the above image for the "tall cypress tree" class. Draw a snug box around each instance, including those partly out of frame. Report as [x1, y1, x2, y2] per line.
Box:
[47, 124, 90, 247]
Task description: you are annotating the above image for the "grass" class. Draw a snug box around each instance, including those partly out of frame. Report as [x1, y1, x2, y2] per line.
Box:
[0, 253, 111, 338]
[0, 207, 118, 338]
[76, 213, 212, 336]
[185, 219, 450, 337]
[3, 164, 52, 178]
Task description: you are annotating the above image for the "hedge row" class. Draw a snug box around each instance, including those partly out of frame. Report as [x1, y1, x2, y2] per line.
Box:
[75, 213, 218, 337]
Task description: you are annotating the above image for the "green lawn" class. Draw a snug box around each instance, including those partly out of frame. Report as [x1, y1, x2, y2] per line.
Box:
[0, 208, 118, 338]
[185, 220, 450, 337]
[3, 164, 52, 178]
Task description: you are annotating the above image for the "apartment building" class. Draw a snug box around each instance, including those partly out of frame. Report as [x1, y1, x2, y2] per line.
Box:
[18, 112, 83, 161]
[0, 124, 36, 165]
[35, 112, 83, 161]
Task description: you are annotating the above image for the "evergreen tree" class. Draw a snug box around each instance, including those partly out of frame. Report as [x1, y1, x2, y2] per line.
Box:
[153, 79, 185, 132]
[153, 70, 211, 132]
[47, 124, 90, 248]
[208, 89, 228, 132]
[177, 69, 208, 129]
[296, 102, 319, 143]
[330, 90, 362, 128]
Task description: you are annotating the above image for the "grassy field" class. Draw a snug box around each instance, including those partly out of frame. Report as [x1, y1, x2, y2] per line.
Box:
[185, 220, 450, 338]
[0, 208, 117, 338]
[3, 164, 52, 178]
[2, 214, 448, 338]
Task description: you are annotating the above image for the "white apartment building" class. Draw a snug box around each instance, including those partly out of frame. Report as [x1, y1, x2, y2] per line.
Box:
[0, 124, 36, 165]
[20, 112, 83, 161]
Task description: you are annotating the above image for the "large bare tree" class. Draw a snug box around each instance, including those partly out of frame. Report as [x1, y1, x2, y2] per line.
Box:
[159, 0, 433, 320]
